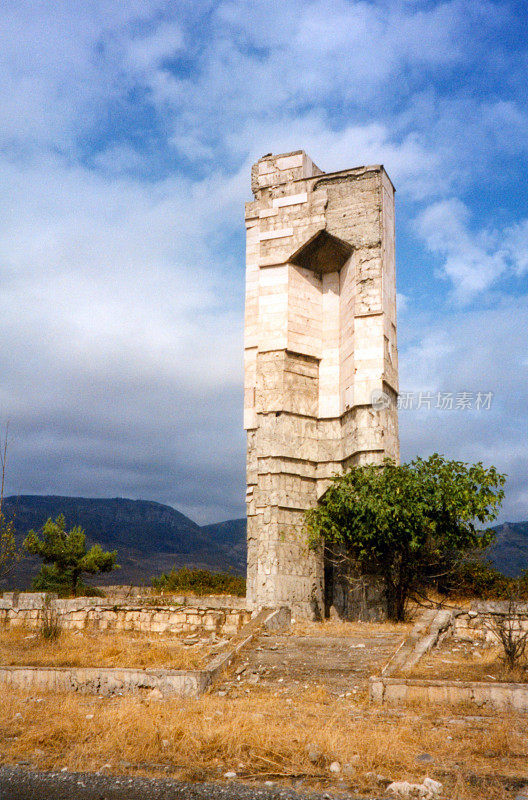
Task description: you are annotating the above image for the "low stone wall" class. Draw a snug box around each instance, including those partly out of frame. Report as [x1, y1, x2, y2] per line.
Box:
[101, 588, 248, 609]
[454, 602, 528, 643]
[0, 665, 208, 698]
[370, 675, 528, 712]
[0, 593, 251, 637]
[370, 604, 528, 712]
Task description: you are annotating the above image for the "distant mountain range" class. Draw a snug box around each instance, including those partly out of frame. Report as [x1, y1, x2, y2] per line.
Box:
[487, 521, 528, 577]
[2, 495, 247, 590]
[2, 495, 527, 590]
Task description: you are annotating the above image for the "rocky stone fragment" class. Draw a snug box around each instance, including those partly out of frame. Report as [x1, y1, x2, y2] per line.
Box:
[305, 744, 323, 764]
[386, 777, 442, 799]
[414, 753, 434, 763]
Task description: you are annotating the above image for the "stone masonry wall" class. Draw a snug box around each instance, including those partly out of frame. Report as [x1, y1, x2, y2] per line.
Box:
[454, 602, 528, 643]
[0, 593, 251, 636]
[244, 150, 399, 618]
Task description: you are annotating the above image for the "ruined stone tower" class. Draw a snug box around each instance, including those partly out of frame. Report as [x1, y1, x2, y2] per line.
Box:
[244, 150, 399, 618]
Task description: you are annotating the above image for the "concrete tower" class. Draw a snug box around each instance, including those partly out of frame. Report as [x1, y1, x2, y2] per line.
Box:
[244, 150, 399, 618]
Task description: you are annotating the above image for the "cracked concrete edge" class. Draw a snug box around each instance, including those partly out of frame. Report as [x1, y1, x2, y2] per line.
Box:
[369, 608, 484, 709]
[379, 608, 454, 678]
[371, 607, 468, 706]
[0, 664, 210, 698]
[370, 675, 528, 712]
[205, 606, 292, 687]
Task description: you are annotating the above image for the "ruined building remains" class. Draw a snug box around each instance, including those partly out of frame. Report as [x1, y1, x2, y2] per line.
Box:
[244, 151, 399, 618]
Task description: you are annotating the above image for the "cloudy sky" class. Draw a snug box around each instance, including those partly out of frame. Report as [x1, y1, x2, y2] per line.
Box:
[1, 0, 527, 524]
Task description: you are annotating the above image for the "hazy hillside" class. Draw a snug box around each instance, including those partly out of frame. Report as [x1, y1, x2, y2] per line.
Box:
[2, 493, 526, 590]
[487, 521, 528, 577]
[201, 518, 247, 569]
[2, 495, 247, 590]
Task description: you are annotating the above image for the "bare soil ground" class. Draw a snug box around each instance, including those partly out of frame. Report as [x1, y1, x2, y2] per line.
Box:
[216, 620, 407, 697]
[407, 634, 528, 683]
[0, 627, 212, 669]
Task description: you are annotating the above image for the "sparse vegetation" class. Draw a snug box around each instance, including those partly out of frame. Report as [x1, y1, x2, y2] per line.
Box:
[0, 614, 524, 798]
[0, 627, 209, 669]
[306, 454, 506, 621]
[409, 633, 528, 683]
[39, 596, 61, 641]
[23, 514, 118, 596]
[291, 618, 414, 637]
[439, 557, 528, 600]
[440, 557, 512, 599]
[0, 687, 524, 799]
[0, 509, 18, 582]
[152, 566, 246, 596]
[0, 426, 20, 582]
[484, 597, 528, 672]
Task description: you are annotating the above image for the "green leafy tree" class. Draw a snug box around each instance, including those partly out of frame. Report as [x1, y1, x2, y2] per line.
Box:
[24, 515, 118, 596]
[305, 454, 506, 621]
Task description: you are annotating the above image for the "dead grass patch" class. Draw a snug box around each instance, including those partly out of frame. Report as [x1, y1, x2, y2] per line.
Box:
[0, 627, 209, 669]
[408, 638, 528, 683]
[0, 686, 525, 799]
[291, 618, 413, 637]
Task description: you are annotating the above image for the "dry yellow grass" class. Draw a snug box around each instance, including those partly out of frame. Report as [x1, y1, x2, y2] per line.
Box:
[0, 685, 525, 799]
[1, 615, 526, 798]
[0, 627, 209, 669]
[409, 640, 528, 683]
[291, 618, 413, 637]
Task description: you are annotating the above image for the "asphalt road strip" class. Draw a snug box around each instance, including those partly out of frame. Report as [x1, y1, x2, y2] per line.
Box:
[0, 766, 374, 800]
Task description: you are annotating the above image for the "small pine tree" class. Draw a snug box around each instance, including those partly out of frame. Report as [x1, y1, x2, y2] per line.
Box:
[24, 515, 118, 596]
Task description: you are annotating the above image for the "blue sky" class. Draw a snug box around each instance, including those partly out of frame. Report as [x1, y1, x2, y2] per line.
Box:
[0, 0, 527, 524]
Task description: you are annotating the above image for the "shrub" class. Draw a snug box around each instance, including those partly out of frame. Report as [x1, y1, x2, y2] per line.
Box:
[305, 454, 506, 620]
[438, 557, 515, 599]
[40, 595, 61, 641]
[437, 557, 528, 601]
[152, 567, 246, 596]
[69, 582, 105, 598]
[484, 596, 528, 671]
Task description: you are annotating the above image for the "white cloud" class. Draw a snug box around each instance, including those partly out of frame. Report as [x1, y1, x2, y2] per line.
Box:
[397, 293, 409, 314]
[398, 296, 528, 521]
[125, 21, 184, 71]
[0, 156, 246, 394]
[130, 0, 470, 170]
[0, 0, 526, 525]
[0, 1, 167, 150]
[0, 152, 248, 521]
[508, 219, 528, 276]
[417, 199, 528, 303]
[1, 1, 525, 199]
